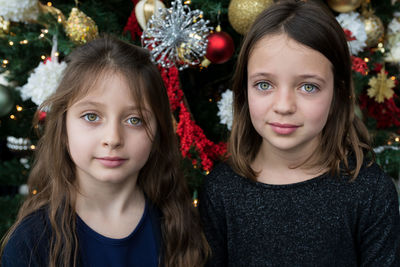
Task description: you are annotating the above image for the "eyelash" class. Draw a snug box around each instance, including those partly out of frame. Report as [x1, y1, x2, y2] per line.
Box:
[255, 81, 271, 91]
[126, 116, 142, 126]
[300, 83, 319, 93]
[82, 113, 99, 122]
[254, 81, 320, 94]
[81, 113, 143, 127]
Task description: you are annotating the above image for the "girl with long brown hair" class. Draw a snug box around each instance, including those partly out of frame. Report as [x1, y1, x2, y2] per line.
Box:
[1, 35, 208, 267]
[200, 0, 400, 265]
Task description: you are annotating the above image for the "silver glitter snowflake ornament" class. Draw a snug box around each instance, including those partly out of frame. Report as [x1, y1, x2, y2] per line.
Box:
[141, 0, 212, 70]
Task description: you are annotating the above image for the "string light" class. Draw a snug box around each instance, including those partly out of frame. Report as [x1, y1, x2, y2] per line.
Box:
[378, 42, 383, 48]
[208, 98, 213, 102]
[364, 57, 369, 62]
[41, 55, 46, 60]
[9, 114, 16, 120]
[16, 105, 23, 112]
[391, 76, 396, 81]
[205, 170, 210, 175]
[19, 40, 28, 45]
[193, 198, 198, 207]
[54, 52, 59, 57]
[32, 189, 37, 195]
[395, 137, 400, 142]
[30, 144, 36, 150]
[8, 41, 13, 46]
[47, 2, 52, 6]
[3, 59, 8, 65]
[39, 33, 45, 38]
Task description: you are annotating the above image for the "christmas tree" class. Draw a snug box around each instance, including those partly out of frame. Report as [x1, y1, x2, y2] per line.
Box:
[0, 0, 399, 238]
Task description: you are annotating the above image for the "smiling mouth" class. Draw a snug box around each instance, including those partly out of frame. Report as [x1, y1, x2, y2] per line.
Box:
[269, 123, 300, 135]
[96, 157, 127, 167]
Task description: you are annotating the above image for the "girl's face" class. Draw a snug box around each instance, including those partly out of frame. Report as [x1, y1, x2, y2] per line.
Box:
[66, 73, 156, 186]
[247, 33, 334, 158]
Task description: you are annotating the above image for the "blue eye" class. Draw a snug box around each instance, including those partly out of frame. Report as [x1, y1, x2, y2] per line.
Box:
[127, 117, 142, 126]
[83, 113, 99, 122]
[301, 84, 318, 93]
[256, 81, 271, 91]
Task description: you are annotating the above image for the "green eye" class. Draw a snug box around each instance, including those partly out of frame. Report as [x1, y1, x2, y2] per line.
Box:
[302, 84, 317, 93]
[84, 113, 98, 122]
[128, 117, 142, 126]
[256, 82, 271, 91]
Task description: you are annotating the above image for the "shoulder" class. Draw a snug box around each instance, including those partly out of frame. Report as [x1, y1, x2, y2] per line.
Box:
[354, 161, 397, 194]
[1, 208, 51, 266]
[202, 162, 243, 195]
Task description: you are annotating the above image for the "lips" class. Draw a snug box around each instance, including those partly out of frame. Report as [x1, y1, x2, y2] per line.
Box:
[96, 157, 127, 167]
[269, 122, 300, 135]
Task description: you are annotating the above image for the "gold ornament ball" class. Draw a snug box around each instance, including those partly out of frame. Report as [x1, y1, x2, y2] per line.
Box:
[228, 0, 274, 35]
[327, 0, 362, 13]
[65, 8, 99, 44]
[362, 14, 384, 48]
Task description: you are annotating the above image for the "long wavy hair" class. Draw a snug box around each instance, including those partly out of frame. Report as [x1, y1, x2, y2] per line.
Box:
[1, 35, 209, 266]
[229, 0, 372, 180]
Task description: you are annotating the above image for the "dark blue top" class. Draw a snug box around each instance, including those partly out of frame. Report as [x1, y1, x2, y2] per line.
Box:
[1, 200, 163, 267]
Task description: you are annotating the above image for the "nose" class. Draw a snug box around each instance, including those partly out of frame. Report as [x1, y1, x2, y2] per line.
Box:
[102, 120, 123, 149]
[273, 88, 296, 115]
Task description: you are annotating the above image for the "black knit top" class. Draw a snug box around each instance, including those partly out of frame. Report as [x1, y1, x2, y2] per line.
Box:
[199, 161, 400, 266]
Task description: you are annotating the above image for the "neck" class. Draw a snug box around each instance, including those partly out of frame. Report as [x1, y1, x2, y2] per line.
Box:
[252, 139, 324, 184]
[74, 176, 143, 218]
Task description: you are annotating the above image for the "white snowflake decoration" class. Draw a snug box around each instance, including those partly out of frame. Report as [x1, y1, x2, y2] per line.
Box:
[0, 71, 10, 87]
[142, 0, 212, 70]
[336, 12, 367, 55]
[385, 14, 400, 63]
[217, 89, 233, 130]
[0, 0, 40, 23]
[18, 60, 67, 106]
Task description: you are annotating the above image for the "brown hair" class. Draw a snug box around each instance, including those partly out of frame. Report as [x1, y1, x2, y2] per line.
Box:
[229, 0, 372, 180]
[1, 35, 209, 266]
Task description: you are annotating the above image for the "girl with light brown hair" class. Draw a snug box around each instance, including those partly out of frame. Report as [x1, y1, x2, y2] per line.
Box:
[1, 35, 209, 267]
[200, 0, 400, 265]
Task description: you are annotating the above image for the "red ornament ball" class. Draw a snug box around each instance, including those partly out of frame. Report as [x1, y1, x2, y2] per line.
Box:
[205, 31, 235, 64]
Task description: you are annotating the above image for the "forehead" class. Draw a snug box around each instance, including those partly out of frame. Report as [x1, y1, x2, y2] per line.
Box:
[248, 33, 333, 77]
[70, 71, 151, 112]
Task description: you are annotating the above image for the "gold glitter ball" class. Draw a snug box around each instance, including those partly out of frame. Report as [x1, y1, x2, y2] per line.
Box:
[327, 0, 362, 13]
[65, 7, 98, 44]
[362, 14, 384, 48]
[228, 0, 274, 35]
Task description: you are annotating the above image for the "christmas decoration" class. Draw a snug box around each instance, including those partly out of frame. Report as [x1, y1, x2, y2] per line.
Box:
[228, 0, 274, 35]
[0, 16, 10, 36]
[18, 59, 67, 106]
[336, 12, 367, 55]
[0, 85, 13, 117]
[205, 26, 235, 64]
[217, 89, 233, 130]
[327, 0, 362, 13]
[160, 66, 227, 171]
[6, 136, 32, 152]
[124, 0, 143, 41]
[38, 2, 66, 26]
[385, 15, 400, 63]
[367, 68, 395, 103]
[65, 7, 99, 44]
[361, 10, 384, 48]
[142, 0, 212, 70]
[351, 56, 369, 75]
[0, 0, 40, 23]
[135, 0, 165, 30]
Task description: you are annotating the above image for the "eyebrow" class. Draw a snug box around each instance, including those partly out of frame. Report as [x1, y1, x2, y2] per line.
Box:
[73, 101, 151, 113]
[248, 72, 327, 84]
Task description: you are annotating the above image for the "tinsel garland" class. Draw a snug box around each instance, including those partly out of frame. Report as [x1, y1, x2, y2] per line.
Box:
[160, 66, 226, 171]
[123, 0, 143, 41]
